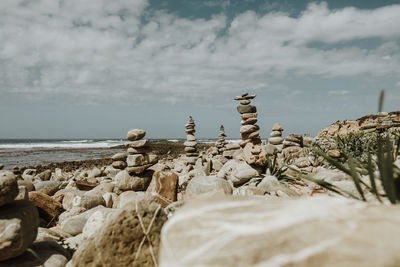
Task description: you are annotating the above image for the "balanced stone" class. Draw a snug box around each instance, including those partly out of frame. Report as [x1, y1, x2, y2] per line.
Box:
[240, 100, 251, 105]
[126, 129, 146, 141]
[127, 154, 149, 167]
[184, 116, 199, 164]
[242, 118, 258, 125]
[241, 113, 258, 120]
[237, 105, 257, 114]
[240, 125, 259, 134]
[216, 125, 228, 154]
[268, 123, 284, 148]
[0, 171, 18, 207]
[111, 153, 127, 161]
[126, 139, 148, 148]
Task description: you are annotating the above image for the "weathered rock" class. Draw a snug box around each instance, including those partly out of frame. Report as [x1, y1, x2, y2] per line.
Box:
[268, 136, 284, 145]
[128, 147, 152, 154]
[237, 105, 257, 114]
[217, 159, 259, 186]
[241, 112, 258, 120]
[0, 171, 18, 207]
[257, 175, 280, 193]
[160, 196, 400, 267]
[0, 200, 39, 261]
[112, 160, 127, 169]
[69, 197, 167, 266]
[240, 124, 259, 134]
[186, 176, 232, 197]
[72, 192, 106, 210]
[35, 227, 71, 243]
[127, 128, 146, 141]
[61, 190, 85, 210]
[52, 168, 69, 181]
[113, 191, 149, 209]
[16, 186, 28, 200]
[36, 169, 52, 181]
[127, 154, 149, 167]
[114, 170, 152, 191]
[126, 139, 148, 148]
[112, 152, 128, 161]
[126, 164, 154, 175]
[60, 206, 107, 236]
[17, 180, 35, 192]
[28, 191, 64, 226]
[103, 192, 117, 208]
[82, 208, 114, 239]
[34, 180, 61, 196]
[241, 117, 258, 125]
[147, 170, 178, 208]
[58, 207, 86, 225]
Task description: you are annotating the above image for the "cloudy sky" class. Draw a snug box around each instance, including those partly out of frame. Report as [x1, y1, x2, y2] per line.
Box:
[1, 0, 400, 139]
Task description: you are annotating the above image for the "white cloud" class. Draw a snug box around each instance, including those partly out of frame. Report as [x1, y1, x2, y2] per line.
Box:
[0, 1, 399, 105]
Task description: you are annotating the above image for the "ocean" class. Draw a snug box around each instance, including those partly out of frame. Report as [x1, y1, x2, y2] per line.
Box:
[0, 138, 241, 169]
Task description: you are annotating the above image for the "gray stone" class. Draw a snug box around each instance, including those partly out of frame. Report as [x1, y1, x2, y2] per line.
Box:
[186, 176, 233, 197]
[237, 105, 257, 114]
[126, 139, 148, 148]
[60, 206, 107, 236]
[34, 181, 61, 196]
[0, 170, 18, 207]
[269, 136, 284, 145]
[82, 208, 115, 239]
[112, 152, 127, 161]
[257, 175, 280, 193]
[126, 128, 146, 141]
[217, 160, 259, 186]
[240, 125, 259, 134]
[114, 170, 152, 191]
[36, 169, 52, 181]
[112, 160, 127, 169]
[127, 154, 149, 167]
[183, 141, 198, 147]
[72, 192, 106, 210]
[0, 200, 39, 261]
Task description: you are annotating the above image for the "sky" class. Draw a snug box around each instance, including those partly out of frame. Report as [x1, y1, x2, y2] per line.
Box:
[1, 0, 400, 139]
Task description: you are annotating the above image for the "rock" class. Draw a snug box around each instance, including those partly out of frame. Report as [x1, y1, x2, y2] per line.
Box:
[234, 186, 265, 196]
[88, 167, 102, 178]
[240, 125, 259, 134]
[217, 159, 259, 186]
[58, 207, 86, 225]
[60, 206, 107, 236]
[112, 160, 127, 169]
[257, 175, 280, 193]
[61, 190, 85, 210]
[103, 192, 117, 208]
[127, 128, 146, 141]
[16, 186, 28, 200]
[0, 200, 39, 261]
[90, 182, 114, 195]
[69, 197, 167, 266]
[36, 169, 52, 181]
[241, 112, 257, 120]
[72, 192, 106, 210]
[126, 139, 148, 148]
[272, 123, 283, 131]
[147, 170, 178, 208]
[112, 152, 127, 161]
[52, 168, 69, 181]
[127, 154, 149, 167]
[128, 147, 152, 154]
[22, 169, 37, 182]
[241, 117, 258, 125]
[312, 167, 350, 183]
[0, 171, 18, 207]
[268, 136, 284, 145]
[240, 99, 251, 105]
[34, 181, 61, 196]
[237, 105, 257, 114]
[186, 134, 196, 141]
[186, 176, 232, 197]
[113, 191, 149, 209]
[28, 191, 64, 226]
[0, 164, 3, 170]
[17, 180, 35, 192]
[35, 227, 71, 243]
[126, 164, 154, 175]
[183, 141, 197, 147]
[114, 170, 152, 191]
[82, 208, 114, 239]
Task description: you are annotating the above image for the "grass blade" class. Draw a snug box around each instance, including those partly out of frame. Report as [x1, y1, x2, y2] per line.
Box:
[378, 90, 385, 113]
[367, 153, 382, 203]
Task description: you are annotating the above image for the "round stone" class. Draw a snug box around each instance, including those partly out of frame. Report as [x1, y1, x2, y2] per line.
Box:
[0, 171, 18, 207]
[126, 129, 146, 141]
[269, 137, 284, 145]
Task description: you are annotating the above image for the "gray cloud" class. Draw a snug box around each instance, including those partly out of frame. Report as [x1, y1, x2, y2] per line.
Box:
[0, 1, 399, 106]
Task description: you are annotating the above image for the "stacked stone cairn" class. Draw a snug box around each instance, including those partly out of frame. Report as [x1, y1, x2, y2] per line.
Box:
[268, 123, 284, 152]
[184, 116, 199, 164]
[215, 125, 228, 154]
[234, 93, 266, 166]
[0, 171, 40, 262]
[111, 129, 158, 174]
[282, 133, 303, 158]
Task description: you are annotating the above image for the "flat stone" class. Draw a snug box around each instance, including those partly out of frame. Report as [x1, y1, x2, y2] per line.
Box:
[112, 153, 127, 161]
[225, 144, 240, 150]
[237, 105, 257, 114]
[36, 170, 52, 181]
[268, 137, 284, 145]
[234, 94, 256, 100]
[184, 147, 197, 153]
[0, 200, 39, 261]
[18, 180, 35, 192]
[127, 147, 151, 154]
[126, 129, 146, 141]
[241, 131, 260, 140]
[114, 170, 152, 191]
[34, 181, 61, 196]
[240, 125, 259, 134]
[241, 112, 257, 120]
[241, 118, 258, 125]
[270, 131, 282, 137]
[126, 139, 148, 148]
[185, 153, 199, 157]
[112, 160, 127, 169]
[0, 170, 18, 207]
[127, 154, 149, 167]
[240, 100, 251, 105]
[186, 134, 196, 141]
[185, 129, 195, 134]
[186, 176, 232, 197]
[28, 191, 64, 226]
[184, 141, 198, 147]
[126, 164, 154, 175]
[283, 140, 301, 147]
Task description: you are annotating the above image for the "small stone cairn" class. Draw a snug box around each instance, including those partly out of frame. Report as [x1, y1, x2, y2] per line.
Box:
[112, 129, 158, 174]
[234, 93, 266, 166]
[268, 123, 284, 151]
[184, 116, 199, 164]
[282, 133, 303, 158]
[215, 125, 227, 154]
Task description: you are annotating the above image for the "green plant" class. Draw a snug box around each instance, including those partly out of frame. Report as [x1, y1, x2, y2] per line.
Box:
[264, 154, 288, 180]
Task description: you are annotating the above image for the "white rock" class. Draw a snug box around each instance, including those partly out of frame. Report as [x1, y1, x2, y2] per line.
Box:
[82, 208, 114, 239]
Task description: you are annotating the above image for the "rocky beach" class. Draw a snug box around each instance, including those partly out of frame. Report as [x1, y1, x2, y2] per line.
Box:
[1, 92, 400, 266]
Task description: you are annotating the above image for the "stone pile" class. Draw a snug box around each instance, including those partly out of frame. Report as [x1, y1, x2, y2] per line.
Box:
[268, 123, 284, 151]
[282, 133, 303, 157]
[215, 125, 227, 154]
[126, 129, 158, 175]
[111, 129, 158, 175]
[235, 93, 261, 147]
[234, 93, 266, 167]
[184, 116, 199, 164]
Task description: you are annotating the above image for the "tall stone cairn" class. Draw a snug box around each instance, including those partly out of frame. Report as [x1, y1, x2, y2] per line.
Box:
[184, 116, 199, 164]
[235, 93, 266, 166]
[215, 125, 227, 154]
[234, 93, 261, 147]
[112, 129, 158, 175]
